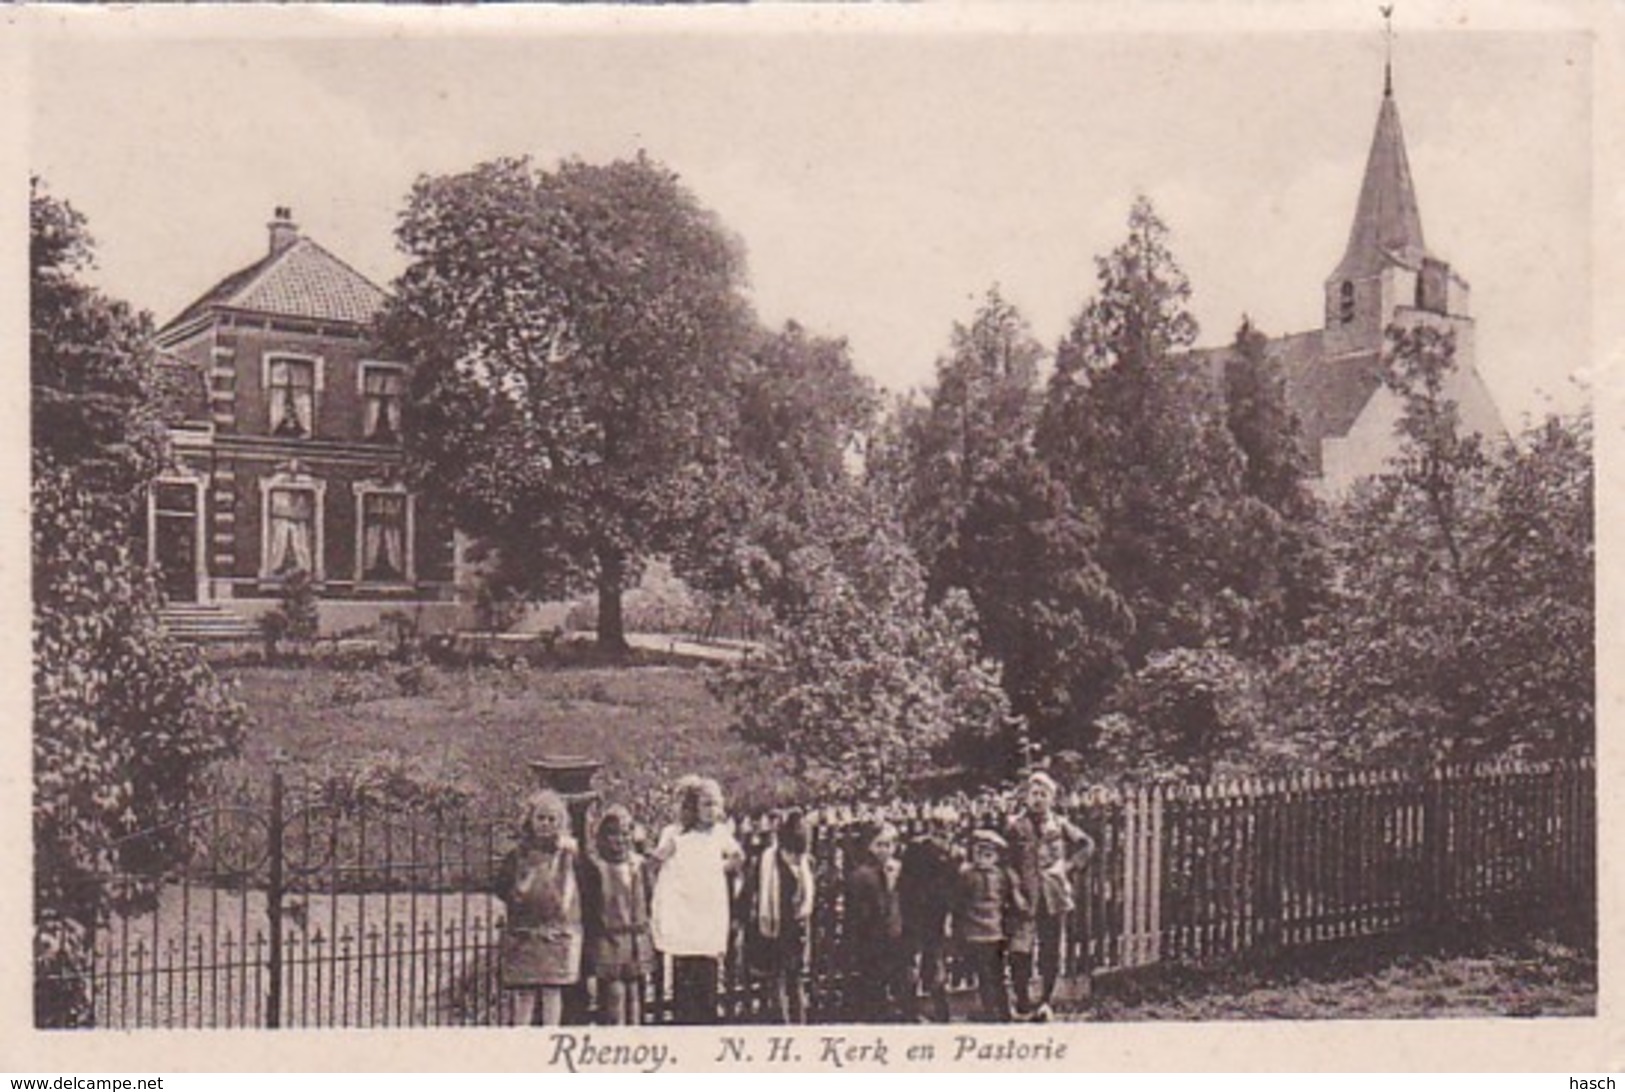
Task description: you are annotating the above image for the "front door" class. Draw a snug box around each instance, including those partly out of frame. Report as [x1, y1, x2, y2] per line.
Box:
[152, 481, 200, 603]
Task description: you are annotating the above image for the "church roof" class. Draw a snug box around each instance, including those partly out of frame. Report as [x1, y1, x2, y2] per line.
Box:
[1188, 333, 1385, 476]
[1280, 344, 1386, 473]
[161, 235, 387, 333]
[1331, 90, 1428, 281]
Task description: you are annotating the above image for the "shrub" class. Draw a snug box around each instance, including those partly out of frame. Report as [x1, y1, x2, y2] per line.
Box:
[260, 569, 320, 662]
[713, 527, 1015, 800]
[32, 180, 242, 1026]
[1094, 647, 1263, 782]
[378, 609, 422, 663]
[308, 749, 475, 815]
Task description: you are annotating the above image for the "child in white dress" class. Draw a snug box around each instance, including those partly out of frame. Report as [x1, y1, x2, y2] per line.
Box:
[649, 776, 743, 1024]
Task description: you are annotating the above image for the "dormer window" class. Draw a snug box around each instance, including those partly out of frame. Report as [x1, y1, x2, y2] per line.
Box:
[360, 363, 405, 443]
[266, 355, 320, 437]
[1339, 281, 1356, 324]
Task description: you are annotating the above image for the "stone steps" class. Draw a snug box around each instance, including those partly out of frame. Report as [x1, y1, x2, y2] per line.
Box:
[158, 603, 258, 642]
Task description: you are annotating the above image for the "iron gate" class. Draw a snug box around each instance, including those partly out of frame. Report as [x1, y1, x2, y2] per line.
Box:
[77, 770, 509, 1028]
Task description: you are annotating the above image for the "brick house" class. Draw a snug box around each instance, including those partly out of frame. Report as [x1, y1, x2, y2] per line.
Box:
[151, 208, 465, 637]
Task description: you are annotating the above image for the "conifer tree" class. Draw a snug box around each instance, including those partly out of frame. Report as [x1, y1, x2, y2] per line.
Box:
[889, 287, 1131, 753]
[1036, 197, 1250, 660]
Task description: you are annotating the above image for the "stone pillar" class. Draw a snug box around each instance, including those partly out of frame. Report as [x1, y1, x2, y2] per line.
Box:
[527, 755, 603, 847]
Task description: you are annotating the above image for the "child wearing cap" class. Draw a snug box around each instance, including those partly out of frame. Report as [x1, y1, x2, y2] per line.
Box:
[955, 828, 1027, 1023]
[1006, 770, 1095, 1021]
[496, 789, 583, 1026]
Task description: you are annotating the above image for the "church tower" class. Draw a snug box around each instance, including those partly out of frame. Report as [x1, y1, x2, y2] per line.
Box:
[1320, 50, 1472, 361]
[1194, 19, 1505, 495]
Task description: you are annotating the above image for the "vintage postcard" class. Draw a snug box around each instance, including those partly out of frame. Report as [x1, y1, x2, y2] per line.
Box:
[4, 0, 1618, 1074]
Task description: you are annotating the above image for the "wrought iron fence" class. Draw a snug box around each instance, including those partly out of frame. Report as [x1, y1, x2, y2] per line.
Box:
[51, 757, 1594, 1028]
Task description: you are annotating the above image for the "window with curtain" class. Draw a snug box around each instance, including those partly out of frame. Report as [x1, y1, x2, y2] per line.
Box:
[360, 492, 408, 582]
[269, 358, 316, 437]
[363, 367, 405, 442]
[266, 487, 316, 575]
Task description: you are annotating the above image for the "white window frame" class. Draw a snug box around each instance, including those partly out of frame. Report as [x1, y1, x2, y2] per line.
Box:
[262, 351, 325, 438]
[358, 360, 407, 442]
[259, 465, 327, 583]
[352, 479, 416, 587]
[146, 467, 209, 602]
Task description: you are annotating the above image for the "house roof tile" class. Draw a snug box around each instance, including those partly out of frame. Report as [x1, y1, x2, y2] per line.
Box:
[161, 237, 387, 332]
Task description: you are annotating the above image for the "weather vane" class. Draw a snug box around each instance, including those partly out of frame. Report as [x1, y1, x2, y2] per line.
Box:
[1381, 5, 1395, 96]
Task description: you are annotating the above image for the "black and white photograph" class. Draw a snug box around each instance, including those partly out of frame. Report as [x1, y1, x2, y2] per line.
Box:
[13, 0, 1609, 1072]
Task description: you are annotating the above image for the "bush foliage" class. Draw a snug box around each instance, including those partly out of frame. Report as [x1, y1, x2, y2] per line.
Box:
[32, 179, 242, 1027]
[713, 508, 1014, 799]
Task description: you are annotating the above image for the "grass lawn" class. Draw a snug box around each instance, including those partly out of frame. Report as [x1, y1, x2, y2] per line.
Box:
[223, 661, 794, 822]
[1079, 933, 1595, 1021]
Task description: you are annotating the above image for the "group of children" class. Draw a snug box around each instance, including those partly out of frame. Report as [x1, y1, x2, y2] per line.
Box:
[495, 771, 1093, 1026]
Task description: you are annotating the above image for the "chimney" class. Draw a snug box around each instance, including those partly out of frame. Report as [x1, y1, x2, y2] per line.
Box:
[268, 206, 299, 255]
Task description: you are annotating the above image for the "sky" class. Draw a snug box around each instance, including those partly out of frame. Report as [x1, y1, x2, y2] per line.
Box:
[26, 6, 1596, 429]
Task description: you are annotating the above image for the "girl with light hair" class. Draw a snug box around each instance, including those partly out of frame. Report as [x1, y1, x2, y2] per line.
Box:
[496, 789, 582, 1026]
[649, 775, 743, 1024]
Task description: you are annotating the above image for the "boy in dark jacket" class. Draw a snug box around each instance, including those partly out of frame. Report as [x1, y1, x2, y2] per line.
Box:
[736, 811, 816, 1024]
[899, 805, 960, 1022]
[843, 821, 909, 1022]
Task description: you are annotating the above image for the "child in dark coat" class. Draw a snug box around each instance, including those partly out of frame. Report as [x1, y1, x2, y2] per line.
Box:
[843, 821, 910, 1023]
[580, 805, 654, 1025]
[899, 804, 961, 1023]
[737, 811, 817, 1024]
[955, 828, 1027, 1023]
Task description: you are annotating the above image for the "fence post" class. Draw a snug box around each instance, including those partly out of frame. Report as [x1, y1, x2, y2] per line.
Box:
[1420, 765, 1449, 936]
[266, 768, 285, 1029]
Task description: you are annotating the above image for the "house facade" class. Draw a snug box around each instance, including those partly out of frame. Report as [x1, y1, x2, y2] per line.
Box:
[1191, 68, 1507, 494]
[151, 208, 465, 636]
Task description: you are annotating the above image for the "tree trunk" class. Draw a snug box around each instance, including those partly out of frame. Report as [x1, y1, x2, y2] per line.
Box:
[596, 547, 630, 653]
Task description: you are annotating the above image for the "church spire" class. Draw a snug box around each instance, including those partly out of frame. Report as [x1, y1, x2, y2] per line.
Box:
[1331, 15, 1426, 281]
[1382, 5, 1394, 97]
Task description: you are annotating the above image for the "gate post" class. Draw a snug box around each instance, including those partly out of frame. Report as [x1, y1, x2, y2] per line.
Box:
[266, 768, 285, 1029]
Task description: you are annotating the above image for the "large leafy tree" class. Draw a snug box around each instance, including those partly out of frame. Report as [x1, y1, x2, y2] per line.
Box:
[1273, 327, 1592, 766]
[886, 288, 1131, 753]
[32, 179, 242, 1026]
[381, 154, 756, 649]
[670, 321, 878, 622]
[892, 287, 1047, 576]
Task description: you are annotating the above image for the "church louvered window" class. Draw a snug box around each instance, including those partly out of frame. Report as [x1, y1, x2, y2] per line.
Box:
[1339, 281, 1356, 324]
